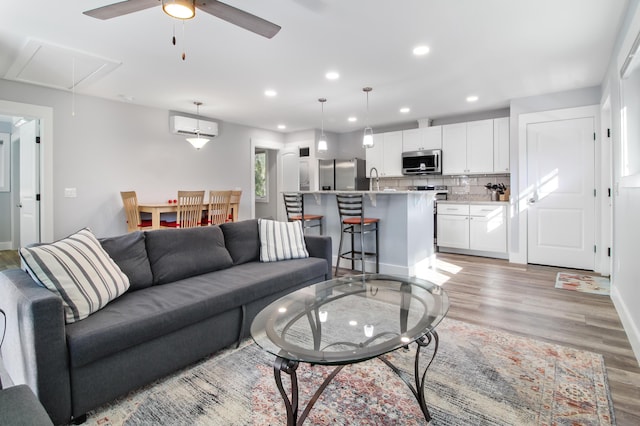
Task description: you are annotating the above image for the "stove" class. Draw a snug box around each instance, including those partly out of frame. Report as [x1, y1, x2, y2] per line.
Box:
[415, 185, 447, 191]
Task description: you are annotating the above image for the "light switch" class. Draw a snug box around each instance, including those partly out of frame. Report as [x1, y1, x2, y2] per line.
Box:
[64, 188, 77, 198]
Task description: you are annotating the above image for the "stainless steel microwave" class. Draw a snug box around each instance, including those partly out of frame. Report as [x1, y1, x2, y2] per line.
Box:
[402, 149, 442, 175]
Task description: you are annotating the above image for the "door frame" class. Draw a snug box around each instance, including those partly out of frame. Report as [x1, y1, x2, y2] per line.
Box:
[514, 105, 601, 270]
[249, 138, 284, 220]
[599, 94, 613, 276]
[0, 100, 53, 245]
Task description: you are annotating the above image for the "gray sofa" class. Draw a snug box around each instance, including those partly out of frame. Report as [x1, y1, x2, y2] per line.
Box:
[0, 219, 332, 425]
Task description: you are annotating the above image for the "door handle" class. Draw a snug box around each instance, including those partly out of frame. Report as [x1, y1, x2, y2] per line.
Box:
[17, 203, 22, 208]
[528, 198, 536, 204]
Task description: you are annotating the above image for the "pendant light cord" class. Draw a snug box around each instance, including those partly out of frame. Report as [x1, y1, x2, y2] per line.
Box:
[321, 101, 324, 135]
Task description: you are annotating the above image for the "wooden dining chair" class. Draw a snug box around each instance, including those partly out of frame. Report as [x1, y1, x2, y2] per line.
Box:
[206, 190, 232, 226]
[161, 190, 205, 229]
[120, 191, 153, 232]
[228, 190, 242, 222]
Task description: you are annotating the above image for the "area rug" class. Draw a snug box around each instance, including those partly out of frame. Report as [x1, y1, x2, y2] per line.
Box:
[555, 272, 611, 295]
[85, 319, 614, 425]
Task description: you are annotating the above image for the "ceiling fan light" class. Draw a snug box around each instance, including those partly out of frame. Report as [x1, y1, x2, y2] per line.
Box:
[186, 136, 209, 149]
[162, 0, 195, 20]
[363, 127, 374, 148]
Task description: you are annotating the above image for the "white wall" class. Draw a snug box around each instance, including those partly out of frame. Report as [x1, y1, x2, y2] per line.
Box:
[0, 78, 284, 239]
[604, 0, 640, 363]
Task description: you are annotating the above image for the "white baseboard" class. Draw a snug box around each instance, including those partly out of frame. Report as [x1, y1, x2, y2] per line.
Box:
[331, 255, 411, 276]
[611, 285, 640, 366]
[0, 242, 14, 250]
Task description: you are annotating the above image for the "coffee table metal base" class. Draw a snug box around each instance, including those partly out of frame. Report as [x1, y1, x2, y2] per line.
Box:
[272, 330, 439, 425]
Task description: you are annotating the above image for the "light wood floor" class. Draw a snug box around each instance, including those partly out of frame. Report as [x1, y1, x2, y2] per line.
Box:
[0, 249, 20, 271]
[2, 250, 639, 423]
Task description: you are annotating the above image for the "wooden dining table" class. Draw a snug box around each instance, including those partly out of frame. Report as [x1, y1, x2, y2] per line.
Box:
[138, 201, 239, 230]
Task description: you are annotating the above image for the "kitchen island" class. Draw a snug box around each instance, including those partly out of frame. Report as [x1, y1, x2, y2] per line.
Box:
[300, 190, 441, 278]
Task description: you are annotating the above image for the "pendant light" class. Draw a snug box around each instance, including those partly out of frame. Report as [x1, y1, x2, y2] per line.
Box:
[186, 101, 210, 150]
[162, 0, 195, 19]
[362, 87, 374, 148]
[317, 98, 328, 152]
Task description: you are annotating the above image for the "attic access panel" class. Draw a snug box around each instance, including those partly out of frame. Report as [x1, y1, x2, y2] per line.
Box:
[4, 39, 121, 91]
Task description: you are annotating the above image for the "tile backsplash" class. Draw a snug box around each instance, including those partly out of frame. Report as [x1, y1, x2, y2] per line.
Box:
[376, 174, 511, 201]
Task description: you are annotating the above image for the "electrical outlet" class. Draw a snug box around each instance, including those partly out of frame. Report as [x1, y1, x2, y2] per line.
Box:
[64, 188, 77, 198]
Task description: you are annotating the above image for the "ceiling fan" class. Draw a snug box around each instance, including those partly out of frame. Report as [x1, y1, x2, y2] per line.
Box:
[83, 0, 281, 39]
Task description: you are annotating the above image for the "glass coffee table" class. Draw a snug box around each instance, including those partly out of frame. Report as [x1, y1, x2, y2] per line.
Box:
[251, 274, 449, 425]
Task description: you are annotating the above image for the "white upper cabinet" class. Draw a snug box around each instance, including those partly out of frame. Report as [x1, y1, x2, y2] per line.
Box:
[365, 134, 385, 177]
[382, 131, 403, 176]
[466, 119, 494, 173]
[442, 119, 500, 175]
[442, 123, 468, 174]
[402, 126, 442, 152]
[493, 117, 510, 172]
[402, 128, 421, 152]
[365, 131, 403, 177]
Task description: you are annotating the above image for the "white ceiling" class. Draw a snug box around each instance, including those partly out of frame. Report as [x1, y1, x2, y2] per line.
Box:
[0, 0, 630, 133]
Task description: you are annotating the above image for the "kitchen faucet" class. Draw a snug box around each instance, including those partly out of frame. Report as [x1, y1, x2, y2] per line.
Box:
[369, 167, 380, 191]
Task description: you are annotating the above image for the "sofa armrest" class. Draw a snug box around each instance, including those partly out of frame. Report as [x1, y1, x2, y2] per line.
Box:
[0, 269, 71, 424]
[304, 235, 332, 280]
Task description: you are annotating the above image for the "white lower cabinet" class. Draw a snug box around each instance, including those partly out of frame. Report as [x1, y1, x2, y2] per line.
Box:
[436, 204, 469, 249]
[437, 203, 507, 256]
[468, 205, 507, 253]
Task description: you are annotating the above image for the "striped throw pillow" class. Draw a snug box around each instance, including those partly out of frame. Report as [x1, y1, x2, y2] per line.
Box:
[19, 228, 130, 323]
[258, 219, 309, 262]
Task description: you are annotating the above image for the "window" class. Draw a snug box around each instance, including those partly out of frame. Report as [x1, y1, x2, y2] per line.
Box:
[255, 150, 268, 202]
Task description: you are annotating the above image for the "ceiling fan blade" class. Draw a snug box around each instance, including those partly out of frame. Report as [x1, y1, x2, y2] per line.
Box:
[83, 0, 159, 20]
[196, 1, 281, 39]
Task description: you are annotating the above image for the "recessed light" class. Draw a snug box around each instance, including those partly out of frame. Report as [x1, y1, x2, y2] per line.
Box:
[277, 124, 286, 130]
[400, 107, 410, 114]
[325, 71, 340, 80]
[348, 116, 357, 122]
[413, 45, 430, 56]
[265, 89, 277, 97]
[466, 95, 479, 102]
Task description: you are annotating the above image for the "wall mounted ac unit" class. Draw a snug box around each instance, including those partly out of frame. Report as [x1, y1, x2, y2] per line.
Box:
[169, 115, 218, 137]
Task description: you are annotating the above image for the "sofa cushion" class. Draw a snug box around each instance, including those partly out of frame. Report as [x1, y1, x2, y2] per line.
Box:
[220, 219, 259, 265]
[19, 228, 130, 324]
[99, 232, 153, 291]
[145, 226, 233, 285]
[65, 257, 328, 368]
[259, 219, 309, 262]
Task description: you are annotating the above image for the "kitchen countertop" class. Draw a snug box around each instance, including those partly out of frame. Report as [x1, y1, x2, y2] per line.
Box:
[301, 190, 447, 194]
[437, 199, 509, 205]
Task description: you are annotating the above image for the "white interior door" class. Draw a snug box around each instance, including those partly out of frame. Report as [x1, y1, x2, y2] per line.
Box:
[526, 116, 595, 269]
[279, 148, 299, 221]
[19, 119, 40, 247]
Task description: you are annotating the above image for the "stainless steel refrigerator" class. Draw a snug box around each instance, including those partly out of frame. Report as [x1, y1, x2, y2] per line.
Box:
[318, 158, 368, 190]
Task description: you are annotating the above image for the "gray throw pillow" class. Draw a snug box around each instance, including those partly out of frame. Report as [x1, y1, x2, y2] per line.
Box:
[145, 226, 233, 285]
[100, 231, 154, 291]
[220, 219, 260, 265]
